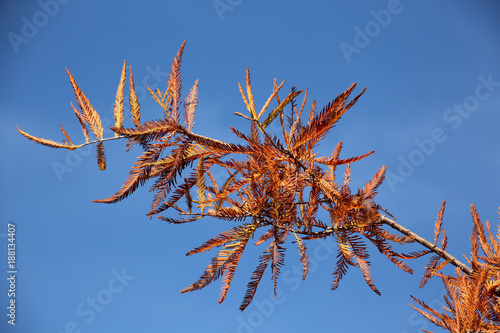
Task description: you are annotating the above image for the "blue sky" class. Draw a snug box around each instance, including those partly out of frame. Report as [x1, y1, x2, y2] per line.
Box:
[1, 1, 500, 332]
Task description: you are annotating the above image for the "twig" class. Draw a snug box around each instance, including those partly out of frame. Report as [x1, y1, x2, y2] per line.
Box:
[77, 135, 128, 147]
[380, 215, 473, 275]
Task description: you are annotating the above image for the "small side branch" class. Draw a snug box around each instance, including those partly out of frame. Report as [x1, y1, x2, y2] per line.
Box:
[380, 215, 473, 275]
[79, 135, 128, 147]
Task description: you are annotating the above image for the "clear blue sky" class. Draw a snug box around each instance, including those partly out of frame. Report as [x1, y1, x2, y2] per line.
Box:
[1, 1, 499, 332]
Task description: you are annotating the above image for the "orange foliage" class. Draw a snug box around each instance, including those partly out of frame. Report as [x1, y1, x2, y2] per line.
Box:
[18, 41, 500, 329]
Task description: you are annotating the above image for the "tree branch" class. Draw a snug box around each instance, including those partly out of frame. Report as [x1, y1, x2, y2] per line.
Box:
[379, 215, 473, 275]
[108, 106, 474, 279]
[177, 202, 473, 275]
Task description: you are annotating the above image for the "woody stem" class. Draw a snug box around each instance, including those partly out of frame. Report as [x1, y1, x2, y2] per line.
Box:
[380, 215, 473, 275]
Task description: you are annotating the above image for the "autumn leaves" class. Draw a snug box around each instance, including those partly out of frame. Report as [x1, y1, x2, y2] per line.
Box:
[18, 41, 500, 331]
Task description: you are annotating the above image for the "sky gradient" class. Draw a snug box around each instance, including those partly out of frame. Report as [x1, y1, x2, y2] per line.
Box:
[1, 1, 500, 332]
